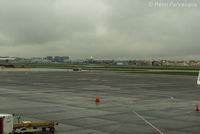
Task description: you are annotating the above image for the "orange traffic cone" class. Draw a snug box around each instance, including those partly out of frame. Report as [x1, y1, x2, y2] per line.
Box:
[96, 96, 100, 102]
[196, 105, 199, 111]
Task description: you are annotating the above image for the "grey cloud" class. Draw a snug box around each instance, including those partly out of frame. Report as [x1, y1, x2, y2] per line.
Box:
[0, 0, 199, 59]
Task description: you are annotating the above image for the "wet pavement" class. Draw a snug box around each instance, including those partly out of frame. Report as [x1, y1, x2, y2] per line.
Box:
[0, 69, 199, 134]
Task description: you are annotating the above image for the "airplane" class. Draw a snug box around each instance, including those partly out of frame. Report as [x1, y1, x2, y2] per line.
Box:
[197, 71, 200, 86]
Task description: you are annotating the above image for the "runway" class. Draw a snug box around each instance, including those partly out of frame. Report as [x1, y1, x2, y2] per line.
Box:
[0, 69, 199, 134]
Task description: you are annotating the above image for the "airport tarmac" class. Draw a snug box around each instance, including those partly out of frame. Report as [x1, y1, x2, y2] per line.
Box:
[0, 69, 199, 134]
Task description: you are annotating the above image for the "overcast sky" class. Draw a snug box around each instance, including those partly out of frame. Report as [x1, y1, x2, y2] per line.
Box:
[0, 0, 200, 60]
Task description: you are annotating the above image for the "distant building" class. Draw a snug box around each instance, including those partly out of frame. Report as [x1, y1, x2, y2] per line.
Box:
[152, 61, 160, 66]
[63, 56, 69, 60]
[70, 58, 84, 64]
[0, 57, 16, 64]
[114, 60, 129, 65]
[103, 60, 115, 65]
[54, 56, 63, 62]
[116, 62, 122, 65]
[196, 61, 200, 66]
[46, 56, 53, 62]
[144, 61, 152, 66]
[127, 60, 136, 66]
[136, 60, 145, 66]
[31, 58, 51, 63]
[63, 56, 70, 63]
[11, 58, 32, 63]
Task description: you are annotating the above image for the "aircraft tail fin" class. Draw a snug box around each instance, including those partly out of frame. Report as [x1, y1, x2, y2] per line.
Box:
[197, 71, 200, 85]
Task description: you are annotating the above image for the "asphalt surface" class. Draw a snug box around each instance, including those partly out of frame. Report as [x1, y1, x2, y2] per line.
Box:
[0, 69, 199, 134]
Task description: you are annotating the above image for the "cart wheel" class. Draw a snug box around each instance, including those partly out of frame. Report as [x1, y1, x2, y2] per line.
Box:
[50, 127, 55, 132]
[42, 127, 46, 131]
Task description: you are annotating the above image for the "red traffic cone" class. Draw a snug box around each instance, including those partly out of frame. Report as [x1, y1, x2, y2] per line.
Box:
[95, 96, 100, 102]
[196, 105, 199, 111]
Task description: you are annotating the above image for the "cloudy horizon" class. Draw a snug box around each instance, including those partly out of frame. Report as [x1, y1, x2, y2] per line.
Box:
[0, 0, 200, 60]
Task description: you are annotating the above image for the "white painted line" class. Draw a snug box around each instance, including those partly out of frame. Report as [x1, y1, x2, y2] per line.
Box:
[133, 111, 165, 134]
